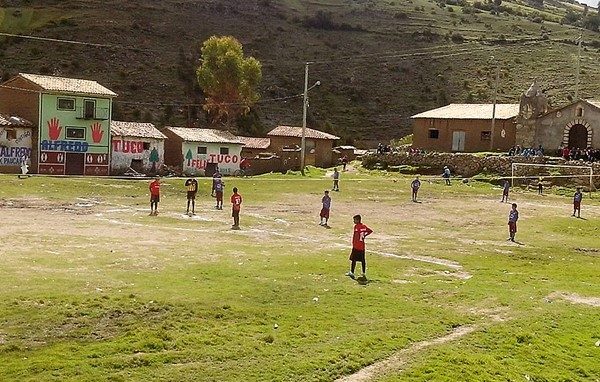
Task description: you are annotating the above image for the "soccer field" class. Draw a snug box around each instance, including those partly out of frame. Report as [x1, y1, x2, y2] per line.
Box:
[0, 171, 599, 381]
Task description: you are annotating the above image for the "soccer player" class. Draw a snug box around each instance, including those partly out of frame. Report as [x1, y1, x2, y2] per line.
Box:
[573, 187, 582, 218]
[231, 187, 242, 229]
[538, 176, 543, 195]
[508, 203, 519, 242]
[320, 190, 331, 227]
[149, 177, 160, 216]
[346, 214, 373, 279]
[332, 168, 340, 191]
[411, 176, 421, 202]
[212, 171, 224, 210]
[442, 166, 451, 185]
[185, 177, 198, 215]
[501, 180, 510, 203]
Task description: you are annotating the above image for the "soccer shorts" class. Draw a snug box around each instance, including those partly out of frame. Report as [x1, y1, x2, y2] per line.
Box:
[320, 208, 330, 219]
[349, 248, 365, 262]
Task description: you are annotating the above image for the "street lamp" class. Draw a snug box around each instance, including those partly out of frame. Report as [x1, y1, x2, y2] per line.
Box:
[300, 62, 321, 176]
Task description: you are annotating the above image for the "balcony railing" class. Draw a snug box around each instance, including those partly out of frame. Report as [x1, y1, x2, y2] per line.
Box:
[75, 107, 110, 120]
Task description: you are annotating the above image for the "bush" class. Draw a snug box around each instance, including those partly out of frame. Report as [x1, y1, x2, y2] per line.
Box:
[451, 32, 465, 42]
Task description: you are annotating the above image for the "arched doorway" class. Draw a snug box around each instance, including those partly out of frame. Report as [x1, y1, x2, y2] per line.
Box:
[568, 124, 588, 148]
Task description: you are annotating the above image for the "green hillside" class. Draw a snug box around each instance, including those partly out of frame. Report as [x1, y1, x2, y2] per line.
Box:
[1, 0, 600, 144]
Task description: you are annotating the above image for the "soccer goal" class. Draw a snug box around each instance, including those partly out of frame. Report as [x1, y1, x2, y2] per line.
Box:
[511, 163, 594, 193]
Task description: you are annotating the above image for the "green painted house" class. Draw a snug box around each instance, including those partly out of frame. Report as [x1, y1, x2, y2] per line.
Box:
[0, 73, 117, 175]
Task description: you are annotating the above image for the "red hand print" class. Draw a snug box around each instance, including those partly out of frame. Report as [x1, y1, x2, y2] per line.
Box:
[91, 123, 104, 143]
[47, 118, 62, 140]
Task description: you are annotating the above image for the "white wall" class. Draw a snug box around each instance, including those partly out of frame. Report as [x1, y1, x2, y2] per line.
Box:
[110, 135, 165, 174]
[181, 141, 243, 176]
[0, 127, 32, 170]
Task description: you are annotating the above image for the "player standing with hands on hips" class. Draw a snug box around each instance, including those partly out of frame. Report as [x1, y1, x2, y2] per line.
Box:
[508, 203, 519, 242]
[573, 187, 582, 218]
[149, 177, 160, 216]
[346, 214, 373, 280]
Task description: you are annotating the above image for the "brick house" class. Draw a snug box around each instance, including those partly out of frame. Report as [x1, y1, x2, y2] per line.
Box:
[163, 127, 244, 176]
[267, 126, 339, 168]
[412, 104, 519, 152]
[110, 121, 166, 175]
[237, 136, 271, 158]
[0, 114, 33, 173]
[0, 73, 117, 175]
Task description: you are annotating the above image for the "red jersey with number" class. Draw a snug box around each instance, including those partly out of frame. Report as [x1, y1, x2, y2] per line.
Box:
[149, 180, 160, 196]
[231, 193, 242, 211]
[352, 223, 373, 251]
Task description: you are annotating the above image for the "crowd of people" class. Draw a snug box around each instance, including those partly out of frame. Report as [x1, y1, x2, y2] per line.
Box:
[561, 146, 600, 162]
[507, 145, 544, 157]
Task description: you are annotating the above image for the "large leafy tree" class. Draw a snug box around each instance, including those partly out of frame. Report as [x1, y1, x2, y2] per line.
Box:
[196, 36, 262, 130]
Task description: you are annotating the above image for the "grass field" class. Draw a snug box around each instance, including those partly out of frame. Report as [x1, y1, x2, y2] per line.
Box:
[0, 169, 599, 381]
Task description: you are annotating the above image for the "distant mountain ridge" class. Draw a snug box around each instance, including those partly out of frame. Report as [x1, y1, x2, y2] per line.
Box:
[1, 0, 600, 144]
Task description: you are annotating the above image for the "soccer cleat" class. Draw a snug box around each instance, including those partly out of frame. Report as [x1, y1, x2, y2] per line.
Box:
[345, 272, 355, 279]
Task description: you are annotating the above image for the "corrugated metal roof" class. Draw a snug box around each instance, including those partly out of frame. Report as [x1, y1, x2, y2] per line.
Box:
[111, 121, 166, 139]
[165, 126, 243, 144]
[411, 104, 520, 120]
[267, 125, 340, 140]
[237, 136, 271, 149]
[0, 113, 32, 127]
[19, 73, 117, 97]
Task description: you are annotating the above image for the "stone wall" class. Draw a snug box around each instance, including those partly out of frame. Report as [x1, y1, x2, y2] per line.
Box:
[363, 152, 600, 188]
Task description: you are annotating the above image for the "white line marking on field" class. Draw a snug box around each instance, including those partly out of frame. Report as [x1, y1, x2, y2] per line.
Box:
[335, 325, 478, 382]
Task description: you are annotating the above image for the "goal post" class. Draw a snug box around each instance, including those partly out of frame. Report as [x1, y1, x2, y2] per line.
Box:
[511, 163, 594, 194]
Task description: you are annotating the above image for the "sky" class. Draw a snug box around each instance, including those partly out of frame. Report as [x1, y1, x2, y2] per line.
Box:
[577, 0, 598, 7]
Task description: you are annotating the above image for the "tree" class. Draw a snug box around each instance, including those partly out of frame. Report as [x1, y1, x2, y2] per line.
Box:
[196, 36, 262, 130]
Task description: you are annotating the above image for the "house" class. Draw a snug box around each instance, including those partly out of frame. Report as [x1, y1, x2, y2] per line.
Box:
[333, 145, 357, 164]
[411, 104, 520, 152]
[0, 73, 117, 175]
[516, 99, 600, 152]
[110, 121, 167, 175]
[237, 136, 271, 158]
[267, 126, 340, 168]
[163, 127, 244, 176]
[0, 114, 33, 173]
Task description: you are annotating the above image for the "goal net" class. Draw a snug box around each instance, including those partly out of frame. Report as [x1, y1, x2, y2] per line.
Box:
[510, 163, 594, 192]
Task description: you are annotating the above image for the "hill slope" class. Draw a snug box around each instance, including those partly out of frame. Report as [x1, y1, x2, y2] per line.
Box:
[1, 0, 600, 144]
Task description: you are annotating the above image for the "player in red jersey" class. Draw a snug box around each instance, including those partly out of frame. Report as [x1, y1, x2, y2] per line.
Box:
[231, 187, 242, 229]
[149, 177, 160, 216]
[346, 214, 373, 279]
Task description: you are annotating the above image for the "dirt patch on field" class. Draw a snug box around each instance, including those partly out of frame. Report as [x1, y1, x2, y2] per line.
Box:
[546, 292, 600, 307]
[335, 325, 478, 382]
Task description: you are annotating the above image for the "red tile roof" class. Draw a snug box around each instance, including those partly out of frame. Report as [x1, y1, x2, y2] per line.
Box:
[237, 136, 271, 149]
[267, 125, 340, 140]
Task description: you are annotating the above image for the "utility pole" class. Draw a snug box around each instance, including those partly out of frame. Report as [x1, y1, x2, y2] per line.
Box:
[490, 61, 500, 152]
[575, 33, 582, 101]
[300, 62, 310, 176]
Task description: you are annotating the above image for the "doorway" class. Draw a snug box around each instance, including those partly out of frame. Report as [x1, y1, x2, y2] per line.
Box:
[568, 124, 588, 149]
[65, 153, 85, 175]
[205, 162, 218, 177]
[452, 131, 465, 152]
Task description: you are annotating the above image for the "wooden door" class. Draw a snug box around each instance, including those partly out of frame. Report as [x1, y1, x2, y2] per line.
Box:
[65, 153, 85, 175]
[452, 131, 465, 152]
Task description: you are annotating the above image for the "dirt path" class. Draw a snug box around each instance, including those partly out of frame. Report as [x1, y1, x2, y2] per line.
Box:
[335, 325, 478, 382]
[547, 292, 600, 307]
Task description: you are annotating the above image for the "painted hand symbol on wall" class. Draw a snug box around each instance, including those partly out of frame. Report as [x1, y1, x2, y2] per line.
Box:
[91, 123, 104, 143]
[47, 117, 62, 140]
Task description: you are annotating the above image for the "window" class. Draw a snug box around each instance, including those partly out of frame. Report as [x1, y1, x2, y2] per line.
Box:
[143, 142, 150, 150]
[197, 146, 207, 154]
[428, 129, 439, 139]
[220, 147, 229, 155]
[481, 131, 491, 141]
[5, 129, 16, 140]
[57, 98, 75, 110]
[66, 127, 85, 140]
[576, 107, 584, 117]
[84, 100, 96, 119]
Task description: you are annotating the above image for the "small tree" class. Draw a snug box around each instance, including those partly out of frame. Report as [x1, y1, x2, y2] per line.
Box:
[196, 36, 262, 131]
